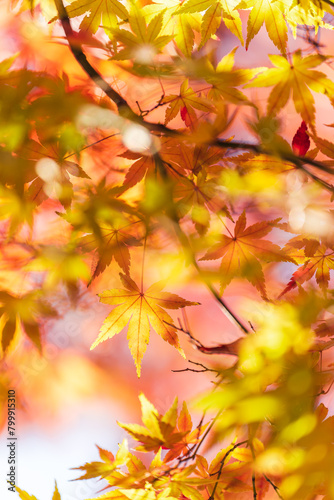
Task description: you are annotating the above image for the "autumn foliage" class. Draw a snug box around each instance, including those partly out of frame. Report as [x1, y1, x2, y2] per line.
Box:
[4, 0, 334, 499]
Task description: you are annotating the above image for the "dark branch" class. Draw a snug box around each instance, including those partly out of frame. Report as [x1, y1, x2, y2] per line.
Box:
[165, 318, 243, 355]
[252, 473, 257, 500]
[208, 440, 248, 500]
[54, 0, 334, 335]
[264, 474, 284, 499]
[54, 0, 138, 120]
[172, 360, 221, 374]
[54, 0, 334, 194]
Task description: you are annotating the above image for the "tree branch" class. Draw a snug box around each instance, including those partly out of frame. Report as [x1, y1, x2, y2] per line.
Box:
[54, 0, 334, 194]
[54, 0, 138, 120]
[54, 0, 334, 335]
[263, 475, 284, 499]
[208, 440, 248, 500]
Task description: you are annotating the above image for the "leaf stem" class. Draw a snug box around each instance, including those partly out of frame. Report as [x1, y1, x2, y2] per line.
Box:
[141, 234, 147, 294]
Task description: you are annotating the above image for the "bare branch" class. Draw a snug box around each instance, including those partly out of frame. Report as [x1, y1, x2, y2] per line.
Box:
[172, 360, 221, 374]
[264, 475, 284, 499]
[252, 473, 257, 500]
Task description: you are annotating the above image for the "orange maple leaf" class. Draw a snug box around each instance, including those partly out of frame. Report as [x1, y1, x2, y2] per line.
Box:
[78, 221, 141, 280]
[164, 401, 209, 461]
[119, 138, 188, 188]
[200, 212, 294, 297]
[91, 274, 199, 376]
[162, 79, 215, 128]
[279, 239, 334, 297]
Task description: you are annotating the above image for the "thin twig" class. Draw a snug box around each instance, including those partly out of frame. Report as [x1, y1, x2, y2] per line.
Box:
[172, 360, 221, 374]
[63, 133, 120, 160]
[178, 410, 223, 465]
[208, 440, 248, 500]
[252, 473, 257, 500]
[164, 319, 242, 355]
[264, 474, 284, 499]
[172, 221, 250, 335]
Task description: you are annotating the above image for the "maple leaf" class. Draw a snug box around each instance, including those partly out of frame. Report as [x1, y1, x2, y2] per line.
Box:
[57, 0, 129, 34]
[74, 444, 117, 480]
[315, 317, 334, 338]
[118, 394, 192, 452]
[283, 0, 334, 36]
[0, 291, 57, 355]
[279, 238, 334, 296]
[119, 153, 164, 188]
[16, 481, 61, 500]
[292, 121, 311, 156]
[91, 274, 199, 376]
[174, 170, 230, 234]
[200, 212, 294, 297]
[176, 0, 243, 46]
[311, 135, 334, 172]
[119, 137, 190, 189]
[107, 7, 174, 61]
[16, 487, 39, 500]
[78, 220, 141, 280]
[184, 47, 259, 106]
[27, 245, 91, 301]
[245, 51, 334, 125]
[174, 12, 198, 58]
[52, 483, 61, 500]
[164, 401, 209, 461]
[238, 0, 288, 53]
[162, 79, 215, 128]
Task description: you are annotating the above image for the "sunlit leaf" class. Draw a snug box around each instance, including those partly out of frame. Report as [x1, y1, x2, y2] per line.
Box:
[200, 211, 294, 297]
[91, 274, 199, 376]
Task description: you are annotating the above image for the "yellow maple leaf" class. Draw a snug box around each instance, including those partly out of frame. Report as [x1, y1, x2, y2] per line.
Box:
[59, 0, 129, 33]
[16, 488, 39, 500]
[245, 51, 334, 125]
[118, 394, 189, 452]
[176, 0, 243, 46]
[52, 482, 61, 500]
[200, 211, 294, 298]
[283, 0, 334, 37]
[107, 6, 174, 61]
[162, 79, 215, 127]
[239, 0, 288, 53]
[91, 274, 199, 376]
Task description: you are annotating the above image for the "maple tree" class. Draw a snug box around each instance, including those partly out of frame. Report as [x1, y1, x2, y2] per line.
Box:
[3, 0, 334, 499]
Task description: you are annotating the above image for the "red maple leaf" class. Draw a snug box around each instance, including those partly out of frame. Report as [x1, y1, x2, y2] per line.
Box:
[292, 121, 310, 156]
[180, 105, 190, 125]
